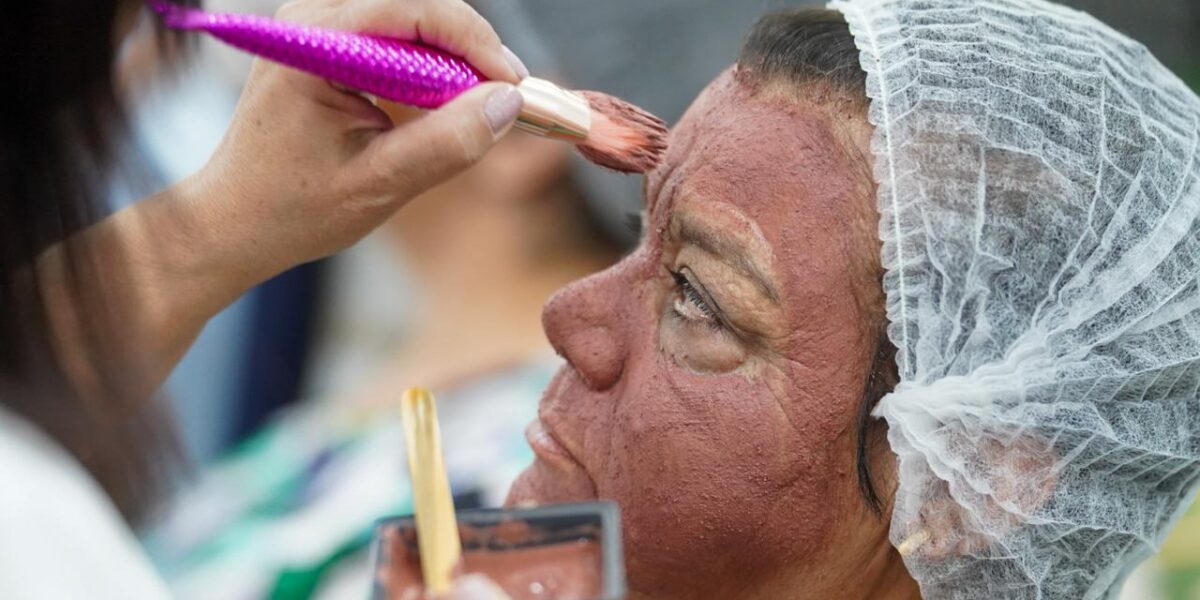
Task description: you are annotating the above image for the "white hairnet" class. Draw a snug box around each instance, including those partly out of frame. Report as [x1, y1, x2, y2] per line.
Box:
[829, 0, 1200, 597]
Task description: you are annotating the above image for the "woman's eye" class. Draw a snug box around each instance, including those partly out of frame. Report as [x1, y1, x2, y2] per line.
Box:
[668, 268, 723, 331]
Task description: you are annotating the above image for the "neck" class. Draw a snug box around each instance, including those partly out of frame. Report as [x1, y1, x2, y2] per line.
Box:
[626, 510, 919, 600]
[768, 493, 921, 600]
[833, 535, 920, 600]
[732, 527, 918, 600]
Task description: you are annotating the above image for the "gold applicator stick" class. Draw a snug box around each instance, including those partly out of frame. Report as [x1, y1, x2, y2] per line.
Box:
[400, 387, 462, 595]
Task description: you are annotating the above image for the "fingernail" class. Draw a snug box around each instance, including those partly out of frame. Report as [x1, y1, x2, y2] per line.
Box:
[502, 44, 530, 80]
[484, 85, 523, 136]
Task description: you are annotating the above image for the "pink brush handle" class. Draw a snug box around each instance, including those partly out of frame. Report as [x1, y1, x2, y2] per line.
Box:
[150, 0, 484, 108]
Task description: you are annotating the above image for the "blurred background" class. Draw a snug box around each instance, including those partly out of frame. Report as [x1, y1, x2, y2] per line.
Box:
[117, 0, 1200, 598]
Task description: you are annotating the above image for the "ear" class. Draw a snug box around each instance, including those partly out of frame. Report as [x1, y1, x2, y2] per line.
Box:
[984, 433, 1059, 522]
[899, 431, 1060, 560]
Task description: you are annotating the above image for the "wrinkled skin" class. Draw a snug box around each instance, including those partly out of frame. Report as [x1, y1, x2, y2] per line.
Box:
[508, 69, 899, 599]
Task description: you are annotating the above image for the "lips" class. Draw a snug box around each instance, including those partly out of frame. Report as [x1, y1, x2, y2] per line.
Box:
[515, 418, 599, 504]
[517, 370, 599, 500]
[525, 419, 580, 469]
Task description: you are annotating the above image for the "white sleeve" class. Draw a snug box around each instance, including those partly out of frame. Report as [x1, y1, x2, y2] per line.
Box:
[0, 409, 172, 600]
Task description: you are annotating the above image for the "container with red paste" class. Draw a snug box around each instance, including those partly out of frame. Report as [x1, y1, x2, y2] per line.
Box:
[371, 501, 625, 600]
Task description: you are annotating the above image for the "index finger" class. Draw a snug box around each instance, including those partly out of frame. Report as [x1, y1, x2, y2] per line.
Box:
[352, 0, 520, 83]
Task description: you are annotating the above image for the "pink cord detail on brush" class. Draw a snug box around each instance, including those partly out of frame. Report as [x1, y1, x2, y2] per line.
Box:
[148, 0, 484, 108]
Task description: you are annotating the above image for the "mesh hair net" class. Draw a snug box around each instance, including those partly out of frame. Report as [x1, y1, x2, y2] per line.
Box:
[829, 0, 1200, 597]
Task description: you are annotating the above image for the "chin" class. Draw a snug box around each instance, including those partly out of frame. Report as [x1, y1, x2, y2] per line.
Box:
[505, 457, 598, 507]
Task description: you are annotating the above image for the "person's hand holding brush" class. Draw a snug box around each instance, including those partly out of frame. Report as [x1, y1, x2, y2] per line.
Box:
[61, 0, 528, 396]
[182, 0, 529, 275]
[194, 0, 531, 271]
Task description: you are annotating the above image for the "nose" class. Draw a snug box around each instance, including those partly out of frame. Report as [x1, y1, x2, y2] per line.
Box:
[541, 268, 629, 391]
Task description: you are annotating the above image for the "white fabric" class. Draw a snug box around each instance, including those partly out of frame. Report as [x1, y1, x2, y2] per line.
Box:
[0, 407, 171, 600]
[829, 0, 1200, 598]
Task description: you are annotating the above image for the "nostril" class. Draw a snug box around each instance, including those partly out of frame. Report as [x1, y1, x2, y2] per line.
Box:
[541, 270, 629, 391]
[568, 325, 624, 391]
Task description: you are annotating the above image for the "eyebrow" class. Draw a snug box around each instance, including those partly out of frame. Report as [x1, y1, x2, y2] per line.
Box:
[674, 216, 781, 304]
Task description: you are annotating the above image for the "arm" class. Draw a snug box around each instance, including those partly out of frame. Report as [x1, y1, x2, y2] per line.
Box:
[41, 0, 527, 399]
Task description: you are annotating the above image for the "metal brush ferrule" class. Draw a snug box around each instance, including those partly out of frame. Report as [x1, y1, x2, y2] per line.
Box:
[514, 77, 592, 142]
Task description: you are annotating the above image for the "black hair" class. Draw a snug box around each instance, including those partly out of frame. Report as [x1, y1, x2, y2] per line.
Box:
[737, 8, 898, 516]
[737, 8, 868, 102]
[1, 0, 195, 525]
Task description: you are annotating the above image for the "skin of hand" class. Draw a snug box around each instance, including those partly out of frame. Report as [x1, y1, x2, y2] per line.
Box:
[440, 574, 512, 600]
[196, 0, 529, 277]
[42, 0, 530, 402]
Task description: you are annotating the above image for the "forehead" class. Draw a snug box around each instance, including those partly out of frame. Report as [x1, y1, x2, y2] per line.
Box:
[650, 69, 873, 287]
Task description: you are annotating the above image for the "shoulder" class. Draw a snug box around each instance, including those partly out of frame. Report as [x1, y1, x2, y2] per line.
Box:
[0, 408, 172, 600]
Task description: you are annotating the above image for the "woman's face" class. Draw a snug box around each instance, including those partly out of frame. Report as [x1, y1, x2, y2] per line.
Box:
[508, 70, 880, 597]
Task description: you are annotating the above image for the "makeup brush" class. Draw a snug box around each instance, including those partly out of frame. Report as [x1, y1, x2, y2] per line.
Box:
[148, 1, 667, 174]
[400, 387, 461, 595]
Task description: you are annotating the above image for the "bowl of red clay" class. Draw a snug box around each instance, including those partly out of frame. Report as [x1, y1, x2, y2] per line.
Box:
[371, 501, 625, 600]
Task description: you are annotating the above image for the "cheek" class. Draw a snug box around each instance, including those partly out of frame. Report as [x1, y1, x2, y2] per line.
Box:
[615, 364, 827, 505]
[601, 356, 845, 588]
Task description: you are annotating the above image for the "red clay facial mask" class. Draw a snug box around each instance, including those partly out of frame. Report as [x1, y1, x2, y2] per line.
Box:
[509, 69, 879, 598]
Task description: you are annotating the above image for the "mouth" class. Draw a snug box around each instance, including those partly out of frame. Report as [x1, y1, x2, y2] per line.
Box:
[525, 419, 583, 470]
[517, 368, 600, 501]
[520, 418, 599, 503]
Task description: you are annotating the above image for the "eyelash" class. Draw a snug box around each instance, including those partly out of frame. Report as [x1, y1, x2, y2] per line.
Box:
[668, 268, 723, 331]
[624, 211, 643, 236]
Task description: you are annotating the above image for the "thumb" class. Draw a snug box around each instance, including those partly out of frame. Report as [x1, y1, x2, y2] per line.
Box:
[364, 82, 524, 197]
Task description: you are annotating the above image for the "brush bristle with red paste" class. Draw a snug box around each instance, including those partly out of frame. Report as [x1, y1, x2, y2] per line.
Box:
[575, 92, 668, 174]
